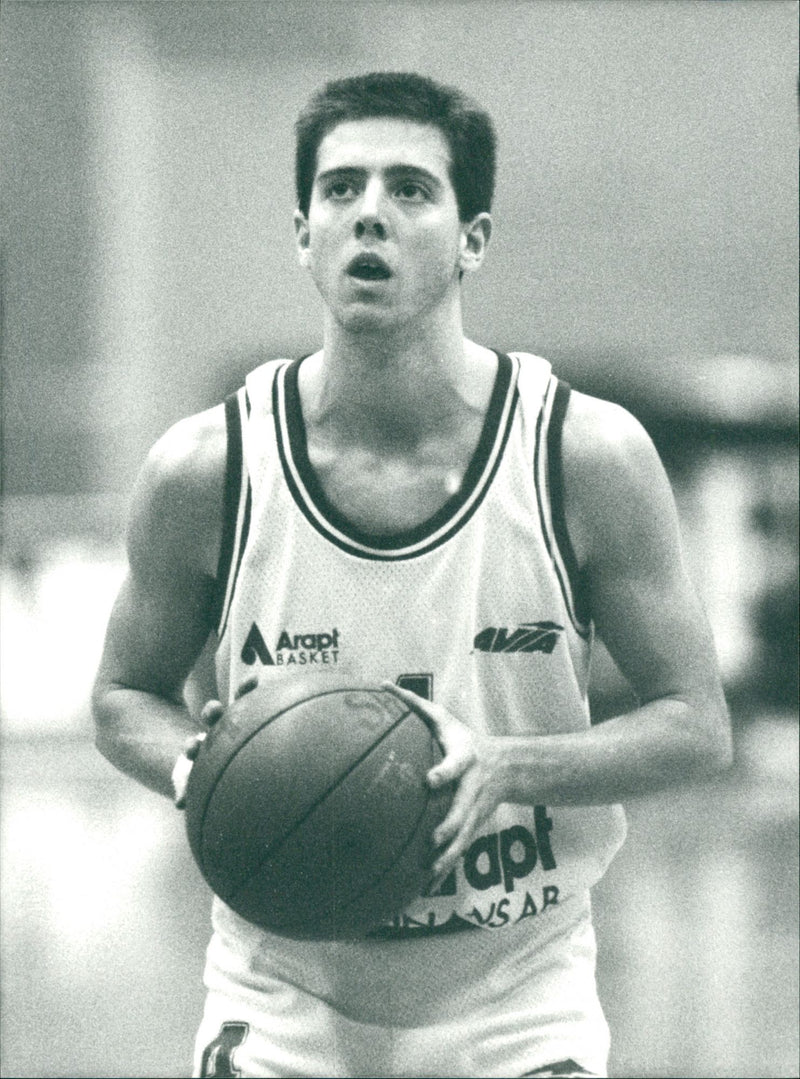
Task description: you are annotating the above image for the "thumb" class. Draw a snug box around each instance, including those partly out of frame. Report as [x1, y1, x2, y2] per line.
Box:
[428, 736, 474, 788]
[380, 682, 473, 787]
[381, 680, 447, 740]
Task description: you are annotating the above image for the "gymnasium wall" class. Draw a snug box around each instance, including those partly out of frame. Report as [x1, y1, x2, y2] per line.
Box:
[3, 0, 797, 726]
[3, 0, 797, 495]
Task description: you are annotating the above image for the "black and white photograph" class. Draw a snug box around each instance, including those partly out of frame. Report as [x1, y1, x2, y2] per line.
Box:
[1, 2, 798, 1077]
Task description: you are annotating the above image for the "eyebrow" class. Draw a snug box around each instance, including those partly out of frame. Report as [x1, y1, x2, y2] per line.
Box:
[315, 165, 444, 191]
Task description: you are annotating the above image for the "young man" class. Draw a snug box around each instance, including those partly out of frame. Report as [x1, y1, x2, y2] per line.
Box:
[92, 73, 732, 1079]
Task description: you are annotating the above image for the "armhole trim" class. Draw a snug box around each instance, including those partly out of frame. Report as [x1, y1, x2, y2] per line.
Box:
[547, 379, 591, 629]
[211, 388, 252, 638]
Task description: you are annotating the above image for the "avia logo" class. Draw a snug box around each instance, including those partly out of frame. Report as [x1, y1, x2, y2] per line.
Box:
[241, 622, 340, 666]
[473, 622, 563, 655]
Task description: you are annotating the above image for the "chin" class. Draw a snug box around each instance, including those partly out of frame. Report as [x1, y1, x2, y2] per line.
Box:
[336, 304, 402, 334]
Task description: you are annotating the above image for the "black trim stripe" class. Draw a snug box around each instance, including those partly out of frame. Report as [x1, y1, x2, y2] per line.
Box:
[521, 1063, 597, 1078]
[228, 487, 252, 635]
[210, 392, 243, 631]
[214, 389, 252, 639]
[547, 380, 591, 627]
[367, 914, 480, 940]
[533, 378, 590, 639]
[273, 352, 520, 561]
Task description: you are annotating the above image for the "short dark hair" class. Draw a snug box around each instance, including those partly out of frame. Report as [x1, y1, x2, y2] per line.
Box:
[294, 72, 496, 221]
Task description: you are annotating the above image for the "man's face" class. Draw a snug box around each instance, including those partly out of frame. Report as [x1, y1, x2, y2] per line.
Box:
[294, 118, 477, 333]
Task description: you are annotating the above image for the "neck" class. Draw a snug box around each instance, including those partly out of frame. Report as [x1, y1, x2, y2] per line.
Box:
[301, 307, 491, 451]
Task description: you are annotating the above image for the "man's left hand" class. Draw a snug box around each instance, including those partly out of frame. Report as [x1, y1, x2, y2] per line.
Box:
[381, 681, 505, 885]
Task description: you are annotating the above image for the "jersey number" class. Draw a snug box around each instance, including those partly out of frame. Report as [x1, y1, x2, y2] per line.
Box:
[200, 1022, 249, 1078]
[396, 673, 433, 700]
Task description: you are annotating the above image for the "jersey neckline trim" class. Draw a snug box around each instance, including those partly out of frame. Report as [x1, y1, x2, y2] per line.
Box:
[272, 352, 519, 560]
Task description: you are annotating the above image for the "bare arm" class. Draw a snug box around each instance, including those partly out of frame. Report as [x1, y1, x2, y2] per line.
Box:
[388, 391, 732, 875]
[495, 391, 732, 803]
[92, 406, 226, 799]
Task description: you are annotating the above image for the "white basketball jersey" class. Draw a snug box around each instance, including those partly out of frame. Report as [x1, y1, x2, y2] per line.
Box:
[212, 350, 627, 937]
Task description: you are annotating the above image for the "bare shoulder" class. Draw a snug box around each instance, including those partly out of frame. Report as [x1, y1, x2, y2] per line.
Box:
[559, 389, 681, 572]
[128, 404, 227, 581]
[138, 404, 227, 493]
[561, 389, 662, 474]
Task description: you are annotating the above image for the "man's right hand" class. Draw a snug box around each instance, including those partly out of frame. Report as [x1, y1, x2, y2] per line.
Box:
[172, 700, 223, 809]
[172, 677, 258, 808]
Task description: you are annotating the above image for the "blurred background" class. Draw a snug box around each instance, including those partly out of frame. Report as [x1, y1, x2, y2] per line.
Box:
[1, 1, 797, 1076]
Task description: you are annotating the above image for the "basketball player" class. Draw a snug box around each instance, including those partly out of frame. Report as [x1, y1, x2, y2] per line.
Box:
[92, 73, 732, 1079]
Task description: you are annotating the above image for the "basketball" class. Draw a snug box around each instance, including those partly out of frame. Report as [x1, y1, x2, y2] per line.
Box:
[184, 673, 451, 940]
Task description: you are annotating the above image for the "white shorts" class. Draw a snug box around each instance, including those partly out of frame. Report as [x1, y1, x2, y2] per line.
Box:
[192, 893, 609, 1079]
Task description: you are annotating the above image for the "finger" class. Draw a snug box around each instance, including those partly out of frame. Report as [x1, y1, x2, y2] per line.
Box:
[432, 774, 477, 849]
[381, 681, 460, 752]
[427, 717, 476, 788]
[234, 676, 258, 700]
[172, 749, 197, 809]
[200, 700, 225, 727]
[427, 740, 474, 789]
[432, 806, 480, 880]
[432, 809, 461, 852]
[381, 682, 474, 786]
[183, 731, 207, 760]
[381, 681, 442, 726]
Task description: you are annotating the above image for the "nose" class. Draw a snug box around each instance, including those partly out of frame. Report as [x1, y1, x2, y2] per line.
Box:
[354, 178, 387, 240]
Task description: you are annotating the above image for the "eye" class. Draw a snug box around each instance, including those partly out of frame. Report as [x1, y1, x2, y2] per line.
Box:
[394, 180, 430, 203]
[324, 178, 358, 201]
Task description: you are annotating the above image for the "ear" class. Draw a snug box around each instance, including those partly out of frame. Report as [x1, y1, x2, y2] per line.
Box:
[293, 209, 311, 268]
[458, 213, 492, 274]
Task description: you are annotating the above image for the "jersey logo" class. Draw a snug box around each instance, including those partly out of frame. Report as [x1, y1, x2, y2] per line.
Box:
[369, 806, 561, 939]
[473, 622, 563, 654]
[241, 621, 340, 666]
[241, 622, 274, 665]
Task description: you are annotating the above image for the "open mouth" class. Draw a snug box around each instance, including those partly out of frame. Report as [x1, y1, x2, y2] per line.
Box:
[347, 254, 392, 281]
